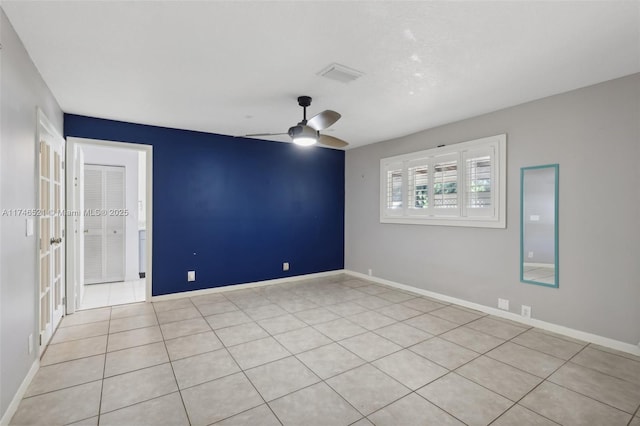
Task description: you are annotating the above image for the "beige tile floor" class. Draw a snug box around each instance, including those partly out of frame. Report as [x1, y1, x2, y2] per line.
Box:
[80, 279, 146, 310]
[10, 275, 640, 426]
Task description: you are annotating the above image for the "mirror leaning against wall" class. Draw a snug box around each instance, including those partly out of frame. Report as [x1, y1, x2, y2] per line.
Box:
[521, 164, 559, 287]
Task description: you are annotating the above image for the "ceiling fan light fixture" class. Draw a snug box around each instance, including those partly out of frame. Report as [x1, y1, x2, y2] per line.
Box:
[289, 124, 317, 146]
[293, 136, 317, 146]
[246, 96, 347, 148]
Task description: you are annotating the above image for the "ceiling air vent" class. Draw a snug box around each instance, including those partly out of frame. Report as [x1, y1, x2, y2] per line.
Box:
[317, 63, 364, 84]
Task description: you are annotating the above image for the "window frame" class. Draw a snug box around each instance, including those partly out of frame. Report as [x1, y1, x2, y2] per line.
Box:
[379, 134, 506, 228]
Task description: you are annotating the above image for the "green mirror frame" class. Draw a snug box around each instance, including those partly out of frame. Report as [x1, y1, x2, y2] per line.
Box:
[520, 164, 559, 288]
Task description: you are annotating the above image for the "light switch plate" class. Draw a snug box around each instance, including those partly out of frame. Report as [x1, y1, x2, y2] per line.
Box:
[187, 271, 195, 282]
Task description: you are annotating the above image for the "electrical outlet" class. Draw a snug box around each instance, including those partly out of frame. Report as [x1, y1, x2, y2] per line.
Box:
[498, 298, 509, 311]
[528, 251, 534, 259]
[368, 269, 372, 276]
[283, 262, 289, 271]
[187, 271, 195, 282]
[521, 305, 532, 318]
[28, 334, 33, 354]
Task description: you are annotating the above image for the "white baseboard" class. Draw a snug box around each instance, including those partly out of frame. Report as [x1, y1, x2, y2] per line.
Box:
[0, 359, 39, 426]
[150, 270, 347, 302]
[345, 270, 640, 357]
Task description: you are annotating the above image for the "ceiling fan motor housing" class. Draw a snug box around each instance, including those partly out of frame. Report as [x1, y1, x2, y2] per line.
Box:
[288, 125, 301, 138]
[298, 96, 312, 107]
[288, 124, 316, 139]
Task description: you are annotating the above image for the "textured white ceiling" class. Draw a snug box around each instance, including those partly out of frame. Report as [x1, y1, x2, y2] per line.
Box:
[3, 1, 639, 149]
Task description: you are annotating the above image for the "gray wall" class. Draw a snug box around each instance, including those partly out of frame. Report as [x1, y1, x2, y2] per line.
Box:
[346, 73, 640, 345]
[0, 9, 64, 418]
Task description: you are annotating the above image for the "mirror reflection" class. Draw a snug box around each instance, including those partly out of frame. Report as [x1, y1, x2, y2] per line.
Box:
[521, 164, 558, 287]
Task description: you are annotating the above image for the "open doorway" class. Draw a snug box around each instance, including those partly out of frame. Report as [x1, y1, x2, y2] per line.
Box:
[66, 138, 152, 314]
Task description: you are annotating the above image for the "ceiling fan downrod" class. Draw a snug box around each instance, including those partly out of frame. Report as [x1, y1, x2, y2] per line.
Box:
[298, 96, 312, 124]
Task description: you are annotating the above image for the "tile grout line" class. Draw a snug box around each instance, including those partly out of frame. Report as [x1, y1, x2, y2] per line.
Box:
[487, 342, 595, 425]
[31, 292, 357, 415]
[575, 344, 640, 385]
[405, 322, 525, 425]
[628, 404, 640, 426]
[447, 325, 565, 425]
[10, 315, 110, 414]
[281, 315, 447, 422]
[232, 353, 285, 426]
[205, 294, 285, 424]
[223, 285, 389, 422]
[191, 292, 286, 425]
[486, 402, 561, 426]
[166, 280, 640, 424]
[546, 379, 639, 419]
[356, 360, 471, 424]
[96, 306, 112, 426]
[263, 279, 488, 422]
[151, 298, 194, 426]
[455, 325, 538, 373]
[86, 303, 631, 424]
[405, 320, 561, 425]
[407, 388, 474, 425]
[97, 391, 183, 419]
[22, 276, 639, 425]
[344, 305, 494, 423]
[542, 344, 640, 417]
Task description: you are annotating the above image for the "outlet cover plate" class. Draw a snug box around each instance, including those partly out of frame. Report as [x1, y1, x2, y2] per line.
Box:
[498, 298, 509, 311]
[187, 271, 196, 282]
[521, 305, 532, 318]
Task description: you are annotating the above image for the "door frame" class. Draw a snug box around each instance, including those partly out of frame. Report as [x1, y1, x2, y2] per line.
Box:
[65, 137, 153, 314]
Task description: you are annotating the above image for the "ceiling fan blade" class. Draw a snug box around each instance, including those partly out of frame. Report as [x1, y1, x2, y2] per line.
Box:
[318, 134, 349, 148]
[243, 132, 288, 137]
[307, 110, 341, 131]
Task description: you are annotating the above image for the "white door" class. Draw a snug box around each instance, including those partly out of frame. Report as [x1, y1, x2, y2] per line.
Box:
[38, 111, 65, 352]
[84, 164, 125, 284]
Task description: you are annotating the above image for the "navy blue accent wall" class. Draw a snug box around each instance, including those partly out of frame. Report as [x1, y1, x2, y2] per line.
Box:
[65, 114, 345, 296]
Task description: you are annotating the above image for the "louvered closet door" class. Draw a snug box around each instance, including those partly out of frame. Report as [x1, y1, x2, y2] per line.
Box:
[84, 164, 125, 284]
[105, 168, 125, 281]
[84, 167, 102, 284]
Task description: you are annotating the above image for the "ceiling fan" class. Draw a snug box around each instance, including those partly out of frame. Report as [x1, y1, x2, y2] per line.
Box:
[245, 96, 348, 148]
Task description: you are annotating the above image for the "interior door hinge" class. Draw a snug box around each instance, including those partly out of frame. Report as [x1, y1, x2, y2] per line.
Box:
[39, 334, 42, 346]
